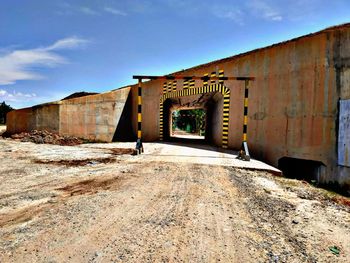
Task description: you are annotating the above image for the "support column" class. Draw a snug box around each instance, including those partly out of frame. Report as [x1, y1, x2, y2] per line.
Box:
[238, 80, 250, 161]
[136, 79, 144, 154]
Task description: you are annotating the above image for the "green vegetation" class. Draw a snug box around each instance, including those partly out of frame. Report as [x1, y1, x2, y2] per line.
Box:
[172, 109, 206, 135]
[0, 101, 14, 124]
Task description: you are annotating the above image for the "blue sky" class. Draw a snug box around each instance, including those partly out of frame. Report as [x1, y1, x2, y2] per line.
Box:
[0, 0, 350, 108]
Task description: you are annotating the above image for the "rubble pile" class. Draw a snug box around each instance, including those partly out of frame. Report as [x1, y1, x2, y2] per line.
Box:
[10, 130, 83, 146]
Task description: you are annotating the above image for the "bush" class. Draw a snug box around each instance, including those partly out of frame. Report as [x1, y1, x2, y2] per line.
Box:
[0, 101, 14, 124]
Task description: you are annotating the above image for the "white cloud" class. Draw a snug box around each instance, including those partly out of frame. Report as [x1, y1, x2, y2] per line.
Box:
[0, 37, 88, 85]
[212, 7, 244, 25]
[79, 6, 99, 16]
[248, 0, 283, 21]
[46, 36, 89, 50]
[104, 7, 127, 16]
[0, 89, 37, 103]
[57, 3, 128, 17]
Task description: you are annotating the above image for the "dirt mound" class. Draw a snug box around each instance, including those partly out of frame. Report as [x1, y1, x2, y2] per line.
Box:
[57, 177, 124, 196]
[110, 148, 137, 155]
[62, 91, 98, 100]
[10, 130, 83, 146]
[34, 157, 117, 166]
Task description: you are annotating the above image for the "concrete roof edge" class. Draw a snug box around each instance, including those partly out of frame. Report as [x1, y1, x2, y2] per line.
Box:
[110, 85, 133, 92]
[170, 22, 350, 74]
[14, 86, 133, 110]
[32, 101, 62, 108]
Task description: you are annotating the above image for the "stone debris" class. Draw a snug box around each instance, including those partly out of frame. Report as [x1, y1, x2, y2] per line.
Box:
[9, 130, 83, 146]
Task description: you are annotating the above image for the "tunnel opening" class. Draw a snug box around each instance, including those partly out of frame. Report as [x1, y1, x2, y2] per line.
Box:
[278, 157, 326, 182]
[162, 91, 224, 146]
[171, 109, 206, 140]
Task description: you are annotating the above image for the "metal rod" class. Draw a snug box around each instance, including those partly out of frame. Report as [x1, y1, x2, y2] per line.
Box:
[238, 80, 250, 161]
[242, 80, 249, 143]
[135, 79, 144, 154]
[137, 79, 142, 140]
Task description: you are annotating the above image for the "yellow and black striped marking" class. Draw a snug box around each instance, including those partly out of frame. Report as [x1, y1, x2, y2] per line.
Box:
[242, 80, 249, 142]
[183, 80, 189, 90]
[162, 82, 167, 94]
[219, 70, 224, 85]
[136, 80, 144, 153]
[189, 79, 195, 88]
[237, 79, 251, 161]
[210, 71, 216, 85]
[172, 80, 177, 92]
[222, 93, 230, 148]
[160, 81, 230, 148]
[137, 82, 142, 140]
[203, 73, 209, 86]
[167, 81, 173, 93]
[159, 100, 164, 141]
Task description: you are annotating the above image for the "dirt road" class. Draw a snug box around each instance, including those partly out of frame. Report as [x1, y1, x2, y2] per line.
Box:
[0, 139, 349, 262]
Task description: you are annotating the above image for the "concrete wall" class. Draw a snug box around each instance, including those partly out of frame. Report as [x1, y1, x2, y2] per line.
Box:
[7, 108, 34, 134]
[7, 88, 130, 143]
[33, 104, 60, 133]
[60, 87, 131, 142]
[131, 30, 339, 163]
[127, 25, 350, 190]
[7, 104, 59, 134]
[209, 94, 224, 146]
[337, 27, 350, 188]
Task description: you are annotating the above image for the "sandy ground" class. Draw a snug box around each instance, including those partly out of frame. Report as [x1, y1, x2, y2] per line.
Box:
[0, 125, 6, 135]
[0, 138, 349, 262]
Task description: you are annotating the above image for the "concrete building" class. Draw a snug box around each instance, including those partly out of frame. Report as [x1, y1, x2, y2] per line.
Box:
[7, 23, 350, 193]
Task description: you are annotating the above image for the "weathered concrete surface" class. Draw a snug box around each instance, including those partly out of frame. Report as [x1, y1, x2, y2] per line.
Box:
[131, 31, 339, 163]
[126, 24, 350, 190]
[339, 100, 350, 167]
[7, 88, 131, 142]
[7, 104, 60, 134]
[60, 87, 131, 142]
[7, 108, 33, 134]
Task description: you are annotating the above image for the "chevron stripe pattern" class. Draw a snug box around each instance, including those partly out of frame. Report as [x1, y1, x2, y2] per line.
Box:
[159, 77, 230, 148]
[160, 83, 229, 101]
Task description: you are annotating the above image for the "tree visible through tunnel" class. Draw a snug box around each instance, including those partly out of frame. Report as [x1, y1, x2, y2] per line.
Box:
[171, 109, 206, 140]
